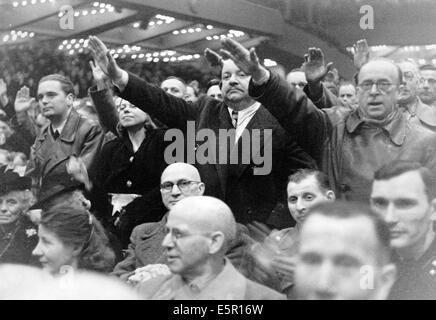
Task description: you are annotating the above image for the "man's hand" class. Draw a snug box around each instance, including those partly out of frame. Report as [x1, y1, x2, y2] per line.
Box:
[88, 35, 124, 82]
[302, 47, 334, 84]
[272, 255, 295, 283]
[89, 59, 108, 83]
[353, 39, 370, 70]
[219, 38, 269, 83]
[66, 156, 92, 190]
[204, 48, 223, 67]
[14, 86, 35, 113]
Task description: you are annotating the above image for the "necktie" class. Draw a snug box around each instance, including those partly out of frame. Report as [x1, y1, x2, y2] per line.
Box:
[53, 130, 60, 140]
[231, 110, 238, 128]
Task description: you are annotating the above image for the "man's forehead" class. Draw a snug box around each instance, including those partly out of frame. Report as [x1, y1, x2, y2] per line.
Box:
[161, 166, 199, 183]
[38, 80, 62, 92]
[371, 170, 426, 197]
[286, 71, 306, 83]
[288, 175, 322, 195]
[398, 61, 420, 74]
[221, 60, 241, 74]
[359, 60, 399, 82]
[161, 78, 185, 89]
[339, 84, 356, 93]
[300, 214, 378, 254]
[421, 69, 436, 79]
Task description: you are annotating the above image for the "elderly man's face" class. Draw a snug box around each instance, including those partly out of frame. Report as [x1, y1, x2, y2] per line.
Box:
[221, 60, 251, 106]
[286, 71, 307, 90]
[161, 79, 186, 98]
[419, 69, 436, 105]
[160, 168, 204, 210]
[295, 214, 388, 300]
[338, 84, 357, 106]
[287, 175, 334, 225]
[114, 97, 148, 128]
[162, 206, 211, 276]
[370, 170, 436, 255]
[398, 61, 420, 104]
[357, 61, 399, 120]
[0, 191, 24, 225]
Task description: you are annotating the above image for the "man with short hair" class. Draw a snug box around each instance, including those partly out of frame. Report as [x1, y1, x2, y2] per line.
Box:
[286, 68, 307, 90]
[24, 74, 103, 199]
[137, 196, 285, 299]
[206, 79, 223, 101]
[160, 76, 186, 99]
[338, 82, 357, 108]
[224, 40, 436, 201]
[419, 64, 436, 108]
[295, 201, 396, 300]
[397, 60, 436, 131]
[371, 160, 436, 299]
[249, 169, 335, 297]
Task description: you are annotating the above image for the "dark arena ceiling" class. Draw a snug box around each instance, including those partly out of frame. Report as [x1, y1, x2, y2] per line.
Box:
[0, 0, 435, 79]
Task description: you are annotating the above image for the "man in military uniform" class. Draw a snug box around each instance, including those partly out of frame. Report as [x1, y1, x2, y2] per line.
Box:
[371, 161, 436, 299]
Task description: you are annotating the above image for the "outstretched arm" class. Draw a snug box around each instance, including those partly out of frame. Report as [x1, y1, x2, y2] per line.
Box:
[88, 36, 199, 129]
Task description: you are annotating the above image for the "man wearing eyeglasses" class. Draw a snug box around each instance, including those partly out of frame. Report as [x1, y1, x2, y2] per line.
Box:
[112, 162, 250, 282]
[222, 41, 436, 202]
[137, 196, 285, 300]
[397, 60, 436, 131]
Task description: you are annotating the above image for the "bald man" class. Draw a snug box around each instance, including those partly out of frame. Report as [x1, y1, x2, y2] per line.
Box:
[137, 196, 285, 299]
[112, 163, 249, 282]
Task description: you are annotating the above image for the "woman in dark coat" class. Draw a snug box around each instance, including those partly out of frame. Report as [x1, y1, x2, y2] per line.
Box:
[0, 167, 38, 265]
[89, 76, 168, 250]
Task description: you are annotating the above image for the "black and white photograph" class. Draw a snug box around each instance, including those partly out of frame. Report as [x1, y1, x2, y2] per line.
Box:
[0, 0, 436, 305]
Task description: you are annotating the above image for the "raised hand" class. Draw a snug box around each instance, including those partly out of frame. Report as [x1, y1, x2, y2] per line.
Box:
[204, 48, 223, 67]
[353, 39, 370, 70]
[219, 38, 268, 82]
[89, 59, 108, 83]
[66, 156, 92, 190]
[302, 47, 334, 84]
[14, 86, 35, 113]
[88, 35, 123, 81]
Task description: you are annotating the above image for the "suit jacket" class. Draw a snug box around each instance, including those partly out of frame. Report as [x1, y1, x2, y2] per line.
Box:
[119, 73, 316, 223]
[26, 108, 104, 193]
[136, 258, 286, 300]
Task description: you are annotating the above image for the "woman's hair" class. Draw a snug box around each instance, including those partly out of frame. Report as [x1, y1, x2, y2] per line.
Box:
[40, 193, 115, 273]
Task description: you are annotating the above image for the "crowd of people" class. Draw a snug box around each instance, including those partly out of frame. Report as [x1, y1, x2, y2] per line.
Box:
[1, 32, 436, 300]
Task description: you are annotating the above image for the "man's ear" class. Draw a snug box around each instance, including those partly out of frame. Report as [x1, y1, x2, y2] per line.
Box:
[197, 182, 206, 196]
[208, 231, 225, 254]
[326, 190, 336, 201]
[66, 93, 75, 106]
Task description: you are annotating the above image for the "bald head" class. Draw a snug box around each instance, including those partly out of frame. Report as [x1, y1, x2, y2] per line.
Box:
[161, 162, 201, 183]
[358, 59, 402, 86]
[170, 196, 237, 251]
[160, 163, 204, 209]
